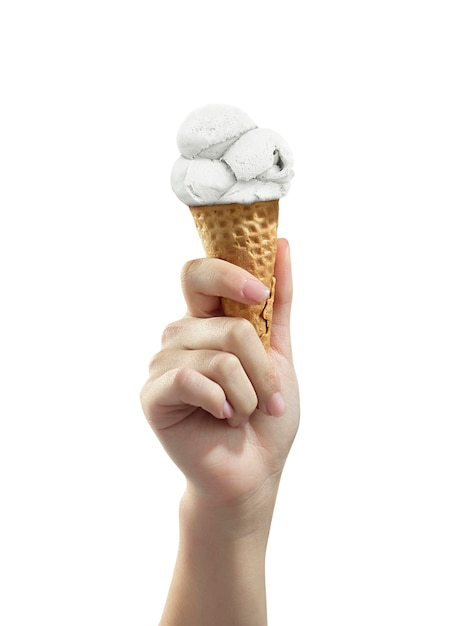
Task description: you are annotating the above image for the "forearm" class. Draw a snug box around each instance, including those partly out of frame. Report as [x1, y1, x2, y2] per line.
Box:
[159, 486, 278, 626]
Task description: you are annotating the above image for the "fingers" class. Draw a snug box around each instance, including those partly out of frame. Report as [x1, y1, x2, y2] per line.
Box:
[144, 349, 258, 429]
[161, 316, 283, 419]
[142, 242, 293, 431]
[181, 242, 294, 360]
[141, 367, 228, 429]
[181, 257, 270, 318]
[143, 316, 284, 429]
[270, 238, 294, 359]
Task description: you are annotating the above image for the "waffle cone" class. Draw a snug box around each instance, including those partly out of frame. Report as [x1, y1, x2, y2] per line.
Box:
[189, 200, 279, 349]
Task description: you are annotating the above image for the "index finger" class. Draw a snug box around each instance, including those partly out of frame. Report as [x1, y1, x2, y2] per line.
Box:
[181, 257, 271, 318]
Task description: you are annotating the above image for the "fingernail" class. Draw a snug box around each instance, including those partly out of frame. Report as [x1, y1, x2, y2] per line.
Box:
[266, 392, 286, 417]
[223, 401, 234, 419]
[242, 279, 270, 303]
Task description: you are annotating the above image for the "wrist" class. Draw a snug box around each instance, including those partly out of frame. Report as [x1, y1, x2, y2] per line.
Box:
[181, 476, 281, 544]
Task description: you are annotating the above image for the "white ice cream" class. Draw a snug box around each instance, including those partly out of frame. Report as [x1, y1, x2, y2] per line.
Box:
[171, 104, 294, 206]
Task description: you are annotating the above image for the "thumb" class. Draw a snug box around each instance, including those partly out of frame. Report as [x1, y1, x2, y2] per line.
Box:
[270, 238, 294, 359]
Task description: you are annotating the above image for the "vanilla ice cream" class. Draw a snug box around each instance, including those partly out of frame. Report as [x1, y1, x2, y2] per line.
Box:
[171, 104, 294, 206]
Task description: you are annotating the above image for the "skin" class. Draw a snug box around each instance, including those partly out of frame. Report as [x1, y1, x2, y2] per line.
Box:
[140, 238, 300, 625]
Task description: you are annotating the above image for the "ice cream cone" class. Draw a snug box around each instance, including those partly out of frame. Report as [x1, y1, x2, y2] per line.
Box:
[189, 200, 279, 349]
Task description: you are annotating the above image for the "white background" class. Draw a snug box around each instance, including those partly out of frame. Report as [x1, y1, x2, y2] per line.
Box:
[1, 1, 469, 624]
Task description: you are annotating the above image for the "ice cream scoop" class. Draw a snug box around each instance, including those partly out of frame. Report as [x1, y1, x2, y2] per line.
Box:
[171, 104, 294, 205]
[171, 104, 294, 348]
[176, 103, 256, 159]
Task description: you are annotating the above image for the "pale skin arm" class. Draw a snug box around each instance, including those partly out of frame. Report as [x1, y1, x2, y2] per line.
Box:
[140, 239, 300, 626]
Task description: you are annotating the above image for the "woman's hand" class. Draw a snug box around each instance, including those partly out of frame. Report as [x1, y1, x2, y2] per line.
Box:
[140, 238, 300, 511]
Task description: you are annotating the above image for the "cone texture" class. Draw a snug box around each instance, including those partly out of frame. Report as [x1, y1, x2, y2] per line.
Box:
[189, 200, 279, 349]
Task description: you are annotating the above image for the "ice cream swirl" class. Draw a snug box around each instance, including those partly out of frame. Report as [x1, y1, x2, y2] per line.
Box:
[171, 104, 294, 206]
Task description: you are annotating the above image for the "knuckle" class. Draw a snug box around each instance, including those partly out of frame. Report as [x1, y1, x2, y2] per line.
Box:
[147, 347, 173, 375]
[225, 317, 255, 348]
[209, 351, 240, 379]
[172, 366, 194, 391]
[139, 376, 163, 422]
[147, 351, 162, 373]
[180, 258, 202, 290]
[139, 382, 151, 416]
[160, 321, 182, 346]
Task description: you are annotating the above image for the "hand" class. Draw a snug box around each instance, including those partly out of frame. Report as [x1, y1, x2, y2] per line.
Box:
[140, 239, 300, 512]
